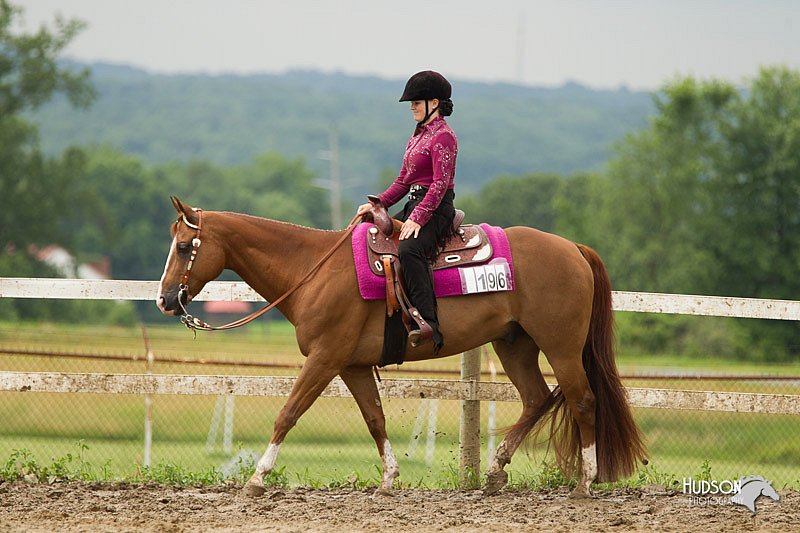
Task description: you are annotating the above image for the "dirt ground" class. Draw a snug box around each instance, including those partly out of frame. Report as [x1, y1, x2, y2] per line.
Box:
[0, 481, 795, 533]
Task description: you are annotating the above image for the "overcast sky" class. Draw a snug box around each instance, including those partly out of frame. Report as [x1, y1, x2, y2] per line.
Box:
[18, 0, 800, 90]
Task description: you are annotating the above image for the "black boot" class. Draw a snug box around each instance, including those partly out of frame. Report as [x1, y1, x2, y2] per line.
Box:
[398, 218, 446, 353]
[407, 314, 443, 353]
[428, 319, 444, 354]
[407, 309, 433, 347]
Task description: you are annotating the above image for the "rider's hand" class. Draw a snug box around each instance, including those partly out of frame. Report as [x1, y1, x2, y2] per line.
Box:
[356, 203, 373, 217]
[399, 219, 421, 240]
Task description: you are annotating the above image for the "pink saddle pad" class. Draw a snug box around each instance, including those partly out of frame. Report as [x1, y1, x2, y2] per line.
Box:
[351, 223, 515, 300]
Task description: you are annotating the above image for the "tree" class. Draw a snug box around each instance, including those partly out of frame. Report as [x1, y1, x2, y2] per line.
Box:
[67, 147, 173, 281]
[594, 77, 737, 294]
[0, 1, 94, 116]
[596, 69, 800, 360]
[0, 2, 136, 323]
[165, 152, 329, 229]
[460, 173, 563, 232]
[707, 67, 800, 359]
[552, 171, 604, 244]
[0, 0, 95, 251]
[711, 67, 800, 299]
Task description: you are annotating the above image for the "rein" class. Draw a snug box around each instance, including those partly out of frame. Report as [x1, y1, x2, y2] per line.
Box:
[176, 210, 363, 332]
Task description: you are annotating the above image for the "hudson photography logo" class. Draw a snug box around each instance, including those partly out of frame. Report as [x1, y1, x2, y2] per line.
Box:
[682, 475, 781, 513]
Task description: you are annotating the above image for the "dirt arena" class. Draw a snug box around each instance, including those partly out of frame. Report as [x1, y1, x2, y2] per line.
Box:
[0, 481, 795, 532]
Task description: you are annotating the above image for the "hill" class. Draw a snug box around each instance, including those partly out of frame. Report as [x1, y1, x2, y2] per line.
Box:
[30, 63, 654, 197]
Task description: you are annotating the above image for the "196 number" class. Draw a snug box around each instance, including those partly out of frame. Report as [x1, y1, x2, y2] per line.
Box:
[476, 270, 507, 291]
[459, 261, 512, 295]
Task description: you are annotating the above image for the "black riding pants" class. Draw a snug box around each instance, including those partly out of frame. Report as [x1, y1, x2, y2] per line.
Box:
[396, 189, 455, 335]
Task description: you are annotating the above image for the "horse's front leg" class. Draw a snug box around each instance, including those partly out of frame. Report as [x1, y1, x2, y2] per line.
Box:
[243, 359, 341, 497]
[339, 365, 399, 495]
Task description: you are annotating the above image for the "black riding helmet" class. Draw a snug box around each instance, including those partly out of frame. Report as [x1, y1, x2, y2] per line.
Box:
[400, 71, 453, 125]
[399, 70, 452, 102]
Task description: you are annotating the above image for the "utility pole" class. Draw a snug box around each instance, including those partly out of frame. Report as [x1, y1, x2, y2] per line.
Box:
[317, 125, 342, 229]
[329, 126, 342, 229]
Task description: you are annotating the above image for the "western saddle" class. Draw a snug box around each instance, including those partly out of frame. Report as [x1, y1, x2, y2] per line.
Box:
[363, 196, 492, 347]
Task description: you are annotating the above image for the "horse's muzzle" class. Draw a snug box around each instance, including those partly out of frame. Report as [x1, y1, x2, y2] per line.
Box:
[156, 289, 187, 316]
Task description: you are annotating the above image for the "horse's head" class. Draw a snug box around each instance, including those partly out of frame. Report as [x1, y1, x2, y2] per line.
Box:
[156, 196, 226, 316]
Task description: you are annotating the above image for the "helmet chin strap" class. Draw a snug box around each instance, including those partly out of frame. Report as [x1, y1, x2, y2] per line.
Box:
[418, 99, 439, 125]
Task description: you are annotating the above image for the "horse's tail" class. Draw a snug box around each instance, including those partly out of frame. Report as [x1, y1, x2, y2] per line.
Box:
[574, 243, 647, 481]
[503, 244, 646, 482]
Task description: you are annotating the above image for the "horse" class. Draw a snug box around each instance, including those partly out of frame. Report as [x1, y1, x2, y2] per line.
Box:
[156, 196, 646, 498]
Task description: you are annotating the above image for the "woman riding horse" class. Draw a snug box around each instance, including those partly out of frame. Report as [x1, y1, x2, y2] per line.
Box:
[157, 196, 646, 499]
[357, 70, 458, 352]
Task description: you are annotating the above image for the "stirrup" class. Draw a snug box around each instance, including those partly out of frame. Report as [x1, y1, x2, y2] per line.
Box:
[406, 307, 433, 347]
[408, 326, 433, 348]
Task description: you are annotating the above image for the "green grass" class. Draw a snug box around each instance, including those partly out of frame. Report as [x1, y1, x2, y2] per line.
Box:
[1, 320, 799, 489]
[2, 402, 797, 489]
[5, 440, 794, 493]
[616, 352, 800, 382]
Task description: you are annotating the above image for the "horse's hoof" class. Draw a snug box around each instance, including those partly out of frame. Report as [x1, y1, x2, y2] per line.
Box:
[568, 488, 592, 500]
[484, 469, 508, 495]
[242, 482, 267, 498]
[372, 487, 395, 498]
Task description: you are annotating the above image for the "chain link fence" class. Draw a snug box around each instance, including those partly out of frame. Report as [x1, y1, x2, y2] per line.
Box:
[1, 318, 798, 489]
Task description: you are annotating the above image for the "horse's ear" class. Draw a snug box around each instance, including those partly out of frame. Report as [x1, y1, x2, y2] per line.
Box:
[170, 196, 199, 226]
[170, 196, 190, 214]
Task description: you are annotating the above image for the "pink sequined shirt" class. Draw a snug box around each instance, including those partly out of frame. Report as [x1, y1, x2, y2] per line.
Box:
[377, 116, 458, 226]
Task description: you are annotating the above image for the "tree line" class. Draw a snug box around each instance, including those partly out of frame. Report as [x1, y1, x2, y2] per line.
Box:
[2, 1, 798, 360]
[30, 65, 652, 194]
[461, 72, 800, 361]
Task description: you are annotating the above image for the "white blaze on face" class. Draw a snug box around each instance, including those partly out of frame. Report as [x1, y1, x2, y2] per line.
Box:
[156, 235, 177, 313]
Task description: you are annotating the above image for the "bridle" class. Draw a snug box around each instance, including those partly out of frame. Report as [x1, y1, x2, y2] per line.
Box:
[175, 208, 203, 320]
[173, 208, 362, 332]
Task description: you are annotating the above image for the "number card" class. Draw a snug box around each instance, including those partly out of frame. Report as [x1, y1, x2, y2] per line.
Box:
[459, 259, 513, 295]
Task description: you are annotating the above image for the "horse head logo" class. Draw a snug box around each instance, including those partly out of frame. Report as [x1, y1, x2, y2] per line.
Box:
[729, 476, 780, 513]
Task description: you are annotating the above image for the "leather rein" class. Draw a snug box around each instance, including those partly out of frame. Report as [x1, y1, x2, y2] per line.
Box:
[175, 208, 362, 332]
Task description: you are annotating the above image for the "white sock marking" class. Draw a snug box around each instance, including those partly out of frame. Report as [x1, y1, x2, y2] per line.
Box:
[257, 442, 281, 475]
[381, 439, 399, 485]
[581, 443, 598, 487]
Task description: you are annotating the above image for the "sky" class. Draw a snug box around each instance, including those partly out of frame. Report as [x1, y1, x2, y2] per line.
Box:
[17, 0, 800, 91]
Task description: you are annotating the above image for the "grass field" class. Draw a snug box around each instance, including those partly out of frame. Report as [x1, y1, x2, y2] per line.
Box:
[1, 320, 799, 488]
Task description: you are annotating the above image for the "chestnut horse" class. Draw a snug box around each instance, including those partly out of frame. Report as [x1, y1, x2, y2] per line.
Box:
[157, 196, 646, 498]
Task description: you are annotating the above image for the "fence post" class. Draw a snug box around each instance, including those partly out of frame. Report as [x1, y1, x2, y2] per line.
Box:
[459, 347, 481, 488]
[141, 326, 154, 468]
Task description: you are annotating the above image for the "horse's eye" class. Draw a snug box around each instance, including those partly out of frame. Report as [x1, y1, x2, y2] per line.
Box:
[177, 242, 191, 254]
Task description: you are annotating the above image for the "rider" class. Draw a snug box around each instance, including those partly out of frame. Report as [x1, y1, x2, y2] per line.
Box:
[357, 70, 458, 352]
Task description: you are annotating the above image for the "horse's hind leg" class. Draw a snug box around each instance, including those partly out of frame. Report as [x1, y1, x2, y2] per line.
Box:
[542, 342, 597, 499]
[485, 331, 550, 495]
[243, 359, 341, 497]
[339, 365, 399, 495]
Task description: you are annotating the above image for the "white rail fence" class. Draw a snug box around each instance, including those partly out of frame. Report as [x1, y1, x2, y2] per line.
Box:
[3, 277, 800, 320]
[1, 278, 799, 480]
[1, 372, 799, 414]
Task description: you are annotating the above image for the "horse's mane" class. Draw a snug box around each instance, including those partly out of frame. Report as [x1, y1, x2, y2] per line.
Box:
[220, 211, 345, 234]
